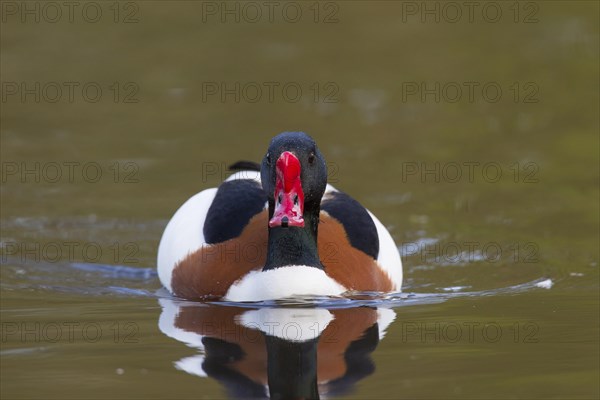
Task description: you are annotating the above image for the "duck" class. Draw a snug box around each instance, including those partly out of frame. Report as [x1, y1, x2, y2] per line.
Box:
[157, 131, 402, 301]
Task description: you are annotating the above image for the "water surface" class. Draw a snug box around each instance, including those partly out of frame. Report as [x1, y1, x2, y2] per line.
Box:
[1, 2, 598, 399]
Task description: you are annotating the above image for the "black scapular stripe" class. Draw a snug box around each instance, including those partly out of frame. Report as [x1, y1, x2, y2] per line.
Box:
[228, 160, 261, 171]
[203, 179, 267, 244]
[321, 191, 379, 259]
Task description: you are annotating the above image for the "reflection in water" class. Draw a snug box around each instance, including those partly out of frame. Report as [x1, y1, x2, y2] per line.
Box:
[158, 299, 396, 399]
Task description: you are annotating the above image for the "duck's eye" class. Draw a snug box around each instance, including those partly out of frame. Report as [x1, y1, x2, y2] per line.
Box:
[308, 152, 315, 164]
[266, 153, 271, 165]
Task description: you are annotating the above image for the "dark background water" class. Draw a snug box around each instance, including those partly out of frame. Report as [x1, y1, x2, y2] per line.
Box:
[1, 1, 598, 399]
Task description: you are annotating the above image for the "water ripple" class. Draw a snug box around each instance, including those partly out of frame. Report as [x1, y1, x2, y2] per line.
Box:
[1, 260, 554, 309]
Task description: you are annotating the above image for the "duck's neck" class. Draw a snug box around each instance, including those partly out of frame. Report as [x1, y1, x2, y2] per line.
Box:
[263, 205, 321, 271]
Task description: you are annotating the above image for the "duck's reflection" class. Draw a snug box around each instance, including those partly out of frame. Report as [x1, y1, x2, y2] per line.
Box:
[158, 299, 396, 399]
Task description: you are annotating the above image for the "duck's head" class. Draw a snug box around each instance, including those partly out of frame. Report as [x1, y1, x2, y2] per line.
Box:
[261, 132, 327, 229]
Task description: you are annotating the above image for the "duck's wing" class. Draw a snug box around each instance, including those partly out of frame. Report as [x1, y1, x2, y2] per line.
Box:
[319, 185, 403, 290]
[203, 170, 266, 244]
[157, 164, 268, 295]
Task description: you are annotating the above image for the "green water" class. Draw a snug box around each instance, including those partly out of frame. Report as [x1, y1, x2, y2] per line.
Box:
[1, 1, 598, 399]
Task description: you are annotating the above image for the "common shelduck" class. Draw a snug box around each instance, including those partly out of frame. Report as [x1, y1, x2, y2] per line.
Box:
[157, 132, 402, 301]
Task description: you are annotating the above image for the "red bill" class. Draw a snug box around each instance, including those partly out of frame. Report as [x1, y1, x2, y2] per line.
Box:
[268, 151, 305, 228]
